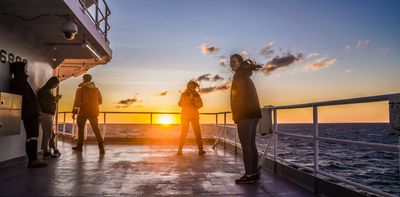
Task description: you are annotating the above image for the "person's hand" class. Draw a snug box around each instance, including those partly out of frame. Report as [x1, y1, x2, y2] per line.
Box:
[55, 95, 62, 101]
[72, 114, 76, 120]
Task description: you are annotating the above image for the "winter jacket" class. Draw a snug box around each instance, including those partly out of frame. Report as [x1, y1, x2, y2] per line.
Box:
[73, 82, 102, 117]
[178, 89, 203, 118]
[230, 65, 262, 123]
[38, 77, 59, 115]
[9, 62, 41, 120]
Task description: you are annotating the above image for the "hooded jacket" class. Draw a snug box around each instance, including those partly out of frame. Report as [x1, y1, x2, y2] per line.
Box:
[38, 77, 59, 115]
[9, 62, 41, 120]
[73, 82, 102, 117]
[230, 64, 262, 123]
[178, 89, 203, 118]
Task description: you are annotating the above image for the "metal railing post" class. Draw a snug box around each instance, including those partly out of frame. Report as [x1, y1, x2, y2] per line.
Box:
[150, 113, 153, 137]
[273, 109, 278, 162]
[62, 112, 66, 135]
[313, 106, 319, 176]
[223, 112, 227, 150]
[102, 112, 107, 140]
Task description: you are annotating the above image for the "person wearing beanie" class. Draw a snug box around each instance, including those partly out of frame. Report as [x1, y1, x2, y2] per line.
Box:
[177, 80, 206, 156]
[9, 61, 48, 168]
[72, 74, 105, 154]
[38, 76, 62, 158]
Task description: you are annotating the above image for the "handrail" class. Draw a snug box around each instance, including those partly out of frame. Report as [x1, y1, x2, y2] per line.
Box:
[79, 0, 111, 44]
[260, 93, 399, 197]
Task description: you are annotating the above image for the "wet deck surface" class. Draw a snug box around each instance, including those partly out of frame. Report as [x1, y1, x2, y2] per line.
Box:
[0, 142, 313, 196]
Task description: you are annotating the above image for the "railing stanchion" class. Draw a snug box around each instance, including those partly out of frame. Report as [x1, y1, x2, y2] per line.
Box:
[102, 112, 107, 140]
[223, 112, 227, 150]
[150, 113, 153, 138]
[273, 109, 278, 164]
[313, 106, 319, 176]
[62, 112, 66, 135]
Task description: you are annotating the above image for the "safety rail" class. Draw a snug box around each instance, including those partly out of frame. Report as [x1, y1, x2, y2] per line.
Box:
[79, 0, 111, 44]
[259, 93, 399, 197]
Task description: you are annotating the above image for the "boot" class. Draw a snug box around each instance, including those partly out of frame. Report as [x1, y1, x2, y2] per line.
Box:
[198, 149, 206, 155]
[27, 160, 48, 168]
[98, 143, 105, 155]
[72, 143, 83, 152]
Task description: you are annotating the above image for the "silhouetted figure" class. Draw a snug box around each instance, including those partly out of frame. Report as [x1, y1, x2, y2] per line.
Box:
[39, 76, 62, 158]
[230, 54, 262, 184]
[72, 74, 105, 154]
[177, 80, 206, 155]
[9, 62, 48, 168]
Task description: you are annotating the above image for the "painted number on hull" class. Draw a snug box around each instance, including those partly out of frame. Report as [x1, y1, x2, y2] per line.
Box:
[0, 49, 28, 64]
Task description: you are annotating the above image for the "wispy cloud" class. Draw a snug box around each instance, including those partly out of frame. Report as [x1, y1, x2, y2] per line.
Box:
[377, 47, 391, 54]
[240, 51, 250, 59]
[356, 39, 371, 48]
[115, 93, 143, 108]
[199, 80, 231, 94]
[262, 53, 303, 75]
[259, 41, 274, 58]
[345, 44, 351, 51]
[197, 43, 220, 55]
[305, 57, 336, 71]
[195, 73, 224, 82]
[219, 56, 227, 66]
[344, 69, 352, 74]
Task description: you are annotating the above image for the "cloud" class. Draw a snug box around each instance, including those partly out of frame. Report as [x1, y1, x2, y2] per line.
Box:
[195, 73, 224, 82]
[262, 53, 303, 75]
[306, 53, 319, 59]
[356, 39, 371, 48]
[305, 57, 336, 71]
[157, 91, 171, 97]
[345, 44, 351, 51]
[377, 47, 391, 54]
[240, 51, 250, 59]
[115, 93, 142, 108]
[219, 56, 227, 66]
[344, 69, 352, 74]
[259, 41, 274, 58]
[199, 80, 231, 94]
[197, 43, 220, 55]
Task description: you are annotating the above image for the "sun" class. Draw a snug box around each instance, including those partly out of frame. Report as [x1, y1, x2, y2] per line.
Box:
[157, 114, 174, 125]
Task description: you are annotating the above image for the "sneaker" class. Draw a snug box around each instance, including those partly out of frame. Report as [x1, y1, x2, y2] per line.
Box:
[52, 149, 61, 157]
[176, 151, 182, 156]
[235, 175, 256, 184]
[27, 160, 48, 168]
[198, 150, 206, 155]
[43, 152, 52, 158]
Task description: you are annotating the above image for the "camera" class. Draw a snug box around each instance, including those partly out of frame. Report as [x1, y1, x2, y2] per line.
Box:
[61, 20, 78, 40]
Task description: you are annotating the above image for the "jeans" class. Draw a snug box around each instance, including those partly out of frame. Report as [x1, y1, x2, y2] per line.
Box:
[178, 116, 203, 151]
[76, 115, 104, 145]
[237, 118, 259, 175]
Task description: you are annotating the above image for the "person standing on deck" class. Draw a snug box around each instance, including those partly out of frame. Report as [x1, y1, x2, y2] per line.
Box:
[38, 76, 62, 158]
[230, 54, 262, 184]
[72, 74, 105, 154]
[9, 62, 48, 168]
[177, 80, 206, 155]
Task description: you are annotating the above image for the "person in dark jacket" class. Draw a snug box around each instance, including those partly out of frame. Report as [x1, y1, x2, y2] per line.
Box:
[230, 54, 262, 184]
[177, 80, 206, 155]
[72, 74, 104, 154]
[9, 62, 48, 168]
[38, 76, 62, 158]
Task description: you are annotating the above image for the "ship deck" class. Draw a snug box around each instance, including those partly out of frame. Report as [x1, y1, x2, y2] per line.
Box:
[0, 142, 313, 196]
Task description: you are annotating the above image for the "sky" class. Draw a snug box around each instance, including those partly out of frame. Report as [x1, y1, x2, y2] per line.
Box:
[58, 0, 400, 123]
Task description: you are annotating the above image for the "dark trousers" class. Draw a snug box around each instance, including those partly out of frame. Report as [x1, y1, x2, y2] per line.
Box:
[178, 117, 203, 151]
[237, 118, 259, 175]
[77, 115, 104, 145]
[23, 116, 39, 161]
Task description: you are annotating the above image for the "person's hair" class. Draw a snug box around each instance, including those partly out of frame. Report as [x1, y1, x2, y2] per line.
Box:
[83, 74, 92, 82]
[187, 80, 199, 89]
[230, 54, 244, 63]
[241, 59, 263, 71]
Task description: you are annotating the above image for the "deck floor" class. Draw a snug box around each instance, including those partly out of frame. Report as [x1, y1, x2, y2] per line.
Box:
[0, 142, 313, 196]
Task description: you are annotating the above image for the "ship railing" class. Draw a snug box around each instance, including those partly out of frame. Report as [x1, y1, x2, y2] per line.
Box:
[78, 0, 111, 44]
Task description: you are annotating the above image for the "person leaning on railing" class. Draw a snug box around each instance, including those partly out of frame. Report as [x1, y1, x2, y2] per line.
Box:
[230, 54, 262, 184]
[71, 74, 105, 154]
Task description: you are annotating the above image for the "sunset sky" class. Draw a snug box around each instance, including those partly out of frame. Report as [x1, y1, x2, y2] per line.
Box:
[58, 0, 400, 123]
